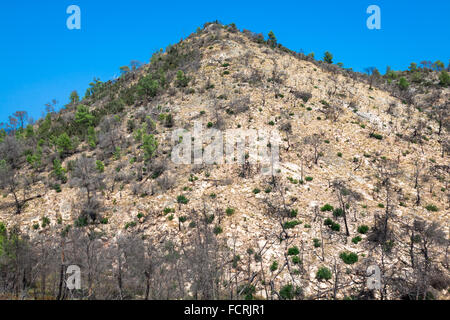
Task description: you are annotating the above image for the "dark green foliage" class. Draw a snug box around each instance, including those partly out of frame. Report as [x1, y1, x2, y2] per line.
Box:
[358, 225, 369, 234]
[323, 51, 333, 64]
[324, 218, 341, 231]
[321, 204, 334, 212]
[287, 246, 300, 256]
[439, 70, 450, 86]
[283, 220, 301, 229]
[41, 216, 50, 228]
[232, 254, 241, 268]
[125, 221, 137, 229]
[291, 256, 301, 265]
[75, 216, 88, 227]
[104, 99, 125, 115]
[206, 214, 215, 224]
[333, 208, 343, 217]
[267, 30, 277, 48]
[313, 238, 321, 248]
[369, 132, 383, 140]
[425, 204, 439, 212]
[398, 77, 410, 90]
[177, 195, 189, 205]
[96, 160, 105, 173]
[352, 236, 362, 244]
[179, 216, 187, 223]
[55, 133, 73, 156]
[270, 261, 278, 272]
[75, 105, 94, 128]
[213, 226, 223, 235]
[52, 159, 67, 183]
[331, 222, 341, 231]
[53, 184, 62, 193]
[316, 267, 332, 280]
[137, 71, 166, 98]
[226, 208, 235, 216]
[142, 134, 158, 161]
[279, 284, 301, 300]
[239, 284, 256, 300]
[176, 70, 189, 87]
[339, 251, 358, 264]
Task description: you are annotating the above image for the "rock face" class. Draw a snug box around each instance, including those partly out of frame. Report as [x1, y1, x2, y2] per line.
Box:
[0, 22, 449, 300]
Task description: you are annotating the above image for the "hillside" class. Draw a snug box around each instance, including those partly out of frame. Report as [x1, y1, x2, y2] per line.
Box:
[0, 22, 449, 300]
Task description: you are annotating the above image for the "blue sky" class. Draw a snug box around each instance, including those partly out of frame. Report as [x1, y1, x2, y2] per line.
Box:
[0, 0, 449, 125]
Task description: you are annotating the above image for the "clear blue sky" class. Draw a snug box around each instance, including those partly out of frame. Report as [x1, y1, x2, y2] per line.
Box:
[0, 0, 449, 125]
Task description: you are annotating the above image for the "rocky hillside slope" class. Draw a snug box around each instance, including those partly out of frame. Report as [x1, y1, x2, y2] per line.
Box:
[0, 22, 448, 300]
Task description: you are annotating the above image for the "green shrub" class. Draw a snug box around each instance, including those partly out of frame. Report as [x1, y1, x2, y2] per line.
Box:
[398, 77, 410, 90]
[439, 70, 450, 86]
[75, 216, 88, 227]
[321, 204, 334, 212]
[226, 208, 235, 216]
[213, 226, 223, 235]
[125, 221, 137, 229]
[333, 208, 343, 217]
[425, 204, 439, 212]
[163, 207, 174, 214]
[232, 255, 241, 268]
[252, 188, 261, 194]
[75, 105, 94, 128]
[100, 218, 108, 224]
[287, 246, 300, 256]
[292, 256, 301, 265]
[41, 216, 50, 228]
[284, 220, 301, 229]
[176, 70, 189, 87]
[358, 225, 369, 234]
[55, 133, 73, 155]
[270, 261, 278, 272]
[96, 160, 105, 173]
[137, 73, 162, 97]
[239, 284, 256, 300]
[323, 51, 333, 64]
[142, 134, 158, 161]
[340, 252, 358, 264]
[370, 133, 383, 140]
[331, 222, 341, 231]
[313, 238, 321, 248]
[352, 236, 362, 244]
[177, 195, 189, 204]
[206, 214, 215, 224]
[316, 267, 332, 280]
[305, 176, 313, 182]
[53, 184, 62, 193]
